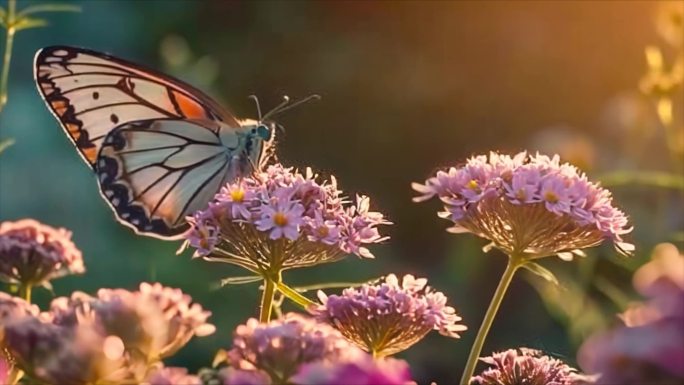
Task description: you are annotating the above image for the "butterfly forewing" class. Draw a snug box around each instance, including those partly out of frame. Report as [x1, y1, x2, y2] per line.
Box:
[97, 119, 255, 239]
[34, 46, 238, 167]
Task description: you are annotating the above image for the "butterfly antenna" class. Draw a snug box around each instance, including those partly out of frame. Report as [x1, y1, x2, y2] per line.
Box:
[266, 94, 321, 118]
[261, 95, 291, 121]
[248, 95, 262, 120]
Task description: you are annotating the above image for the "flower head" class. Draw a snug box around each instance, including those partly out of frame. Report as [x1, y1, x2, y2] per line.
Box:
[221, 313, 364, 383]
[473, 348, 586, 385]
[292, 355, 413, 385]
[413, 152, 633, 259]
[0, 219, 84, 286]
[186, 164, 389, 271]
[3, 316, 131, 385]
[578, 244, 684, 384]
[143, 366, 201, 385]
[311, 274, 466, 357]
[49, 282, 215, 363]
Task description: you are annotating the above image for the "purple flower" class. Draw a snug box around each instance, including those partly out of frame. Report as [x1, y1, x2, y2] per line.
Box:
[292, 355, 414, 385]
[472, 348, 587, 385]
[413, 151, 634, 259]
[577, 244, 684, 384]
[311, 274, 467, 357]
[3, 317, 131, 385]
[220, 313, 364, 383]
[144, 366, 201, 385]
[221, 368, 273, 385]
[255, 200, 305, 240]
[185, 164, 390, 271]
[0, 219, 85, 286]
[49, 282, 215, 363]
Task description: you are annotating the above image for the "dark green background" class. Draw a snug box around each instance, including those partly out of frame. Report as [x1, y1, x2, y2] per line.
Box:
[1, 1, 682, 383]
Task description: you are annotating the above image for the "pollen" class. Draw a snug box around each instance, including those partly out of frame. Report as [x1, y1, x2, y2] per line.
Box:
[544, 191, 559, 203]
[316, 226, 330, 238]
[273, 212, 288, 227]
[515, 189, 527, 201]
[231, 189, 245, 202]
[467, 179, 479, 190]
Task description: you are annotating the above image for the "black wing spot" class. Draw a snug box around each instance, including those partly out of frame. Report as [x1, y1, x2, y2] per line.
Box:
[110, 114, 119, 124]
[96, 152, 187, 237]
[93, 91, 99, 100]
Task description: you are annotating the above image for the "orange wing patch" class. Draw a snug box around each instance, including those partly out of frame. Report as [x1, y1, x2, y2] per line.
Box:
[172, 90, 207, 119]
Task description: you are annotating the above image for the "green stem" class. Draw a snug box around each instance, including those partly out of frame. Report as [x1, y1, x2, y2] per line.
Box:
[275, 281, 318, 309]
[259, 275, 277, 323]
[19, 283, 31, 303]
[459, 256, 523, 385]
[0, 0, 17, 114]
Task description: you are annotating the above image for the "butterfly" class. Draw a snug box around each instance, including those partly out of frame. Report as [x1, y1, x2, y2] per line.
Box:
[34, 46, 318, 240]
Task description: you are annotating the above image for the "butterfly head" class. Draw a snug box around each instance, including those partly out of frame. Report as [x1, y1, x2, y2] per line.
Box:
[252, 123, 274, 141]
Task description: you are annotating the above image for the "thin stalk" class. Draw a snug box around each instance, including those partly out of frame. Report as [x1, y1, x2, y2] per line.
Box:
[459, 256, 523, 385]
[259, 277, 277, 323]
[19, 282, 31, 303]
[275, 281, 317, 309]
[0, 0, 17, 114]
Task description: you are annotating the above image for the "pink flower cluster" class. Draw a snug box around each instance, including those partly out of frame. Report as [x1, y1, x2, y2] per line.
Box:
[221, 313, 364, 383]
[214, 313, 415, 384]
[186, 164, 389, 269]
[2, 283, 214, 384]
[0, 219, 85, 285]
[578, 243, 684, 384]
[473, 348, 586, 385]
[292, 355, 413, 385]
[312, 274, 467, 357]
[413, 152, 633, 257]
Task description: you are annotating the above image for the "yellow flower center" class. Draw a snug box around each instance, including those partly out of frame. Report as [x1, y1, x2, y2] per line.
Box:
[273, 212, 288, 227]
[316, 226, 330, 238]
[516, 188, 527, 200]
[467, 179, 479, 190]
[230, 188, 245, 202]
[544, 191, 559, 203]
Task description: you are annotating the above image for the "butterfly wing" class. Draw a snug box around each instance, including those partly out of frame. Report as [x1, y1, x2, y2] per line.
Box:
[34, 46, 238, 167]
[97, 118, 252, 239]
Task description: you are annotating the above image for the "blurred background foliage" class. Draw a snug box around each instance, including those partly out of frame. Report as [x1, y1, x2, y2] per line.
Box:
[0, 0, 682, 383]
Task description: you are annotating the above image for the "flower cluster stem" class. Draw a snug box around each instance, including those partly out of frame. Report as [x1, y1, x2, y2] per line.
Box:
[259, 272, 280, 323]
[19, 283, 31, 303]
[459, 255, 524, 385]
[0, 0, 17, 113]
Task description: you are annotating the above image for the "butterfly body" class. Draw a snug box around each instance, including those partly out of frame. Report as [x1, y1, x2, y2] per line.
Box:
[34, 46, 277, 239]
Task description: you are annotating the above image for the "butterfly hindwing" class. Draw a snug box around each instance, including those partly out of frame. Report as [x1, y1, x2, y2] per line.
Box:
[97, 118, 251, 239]
[34, 46, 238, 167]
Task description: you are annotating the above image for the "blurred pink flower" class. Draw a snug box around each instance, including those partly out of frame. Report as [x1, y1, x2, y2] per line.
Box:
[577, 244, 684, 384]
[3, 316, 131, 385]
[413, 152, 633, 259]
[0, 219, 84, 286]
[473, 348, 586, 385]
[49, 282, 215, 363]
[186, 164, 389, 271]
[292, 355, 413, 385]
[311, 274, 466, 357]
[633, 243, 684, 298]
[143, 366, 201, 385]
[221, 313, 364, 384]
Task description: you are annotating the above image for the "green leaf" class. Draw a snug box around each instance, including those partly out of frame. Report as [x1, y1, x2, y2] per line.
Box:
[0, 138, 14, 154]
[13, 16, 48, 31]
[219, 275, 262, 287]
[17, 3, 81, 18]
[522, 262, 559, 286]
